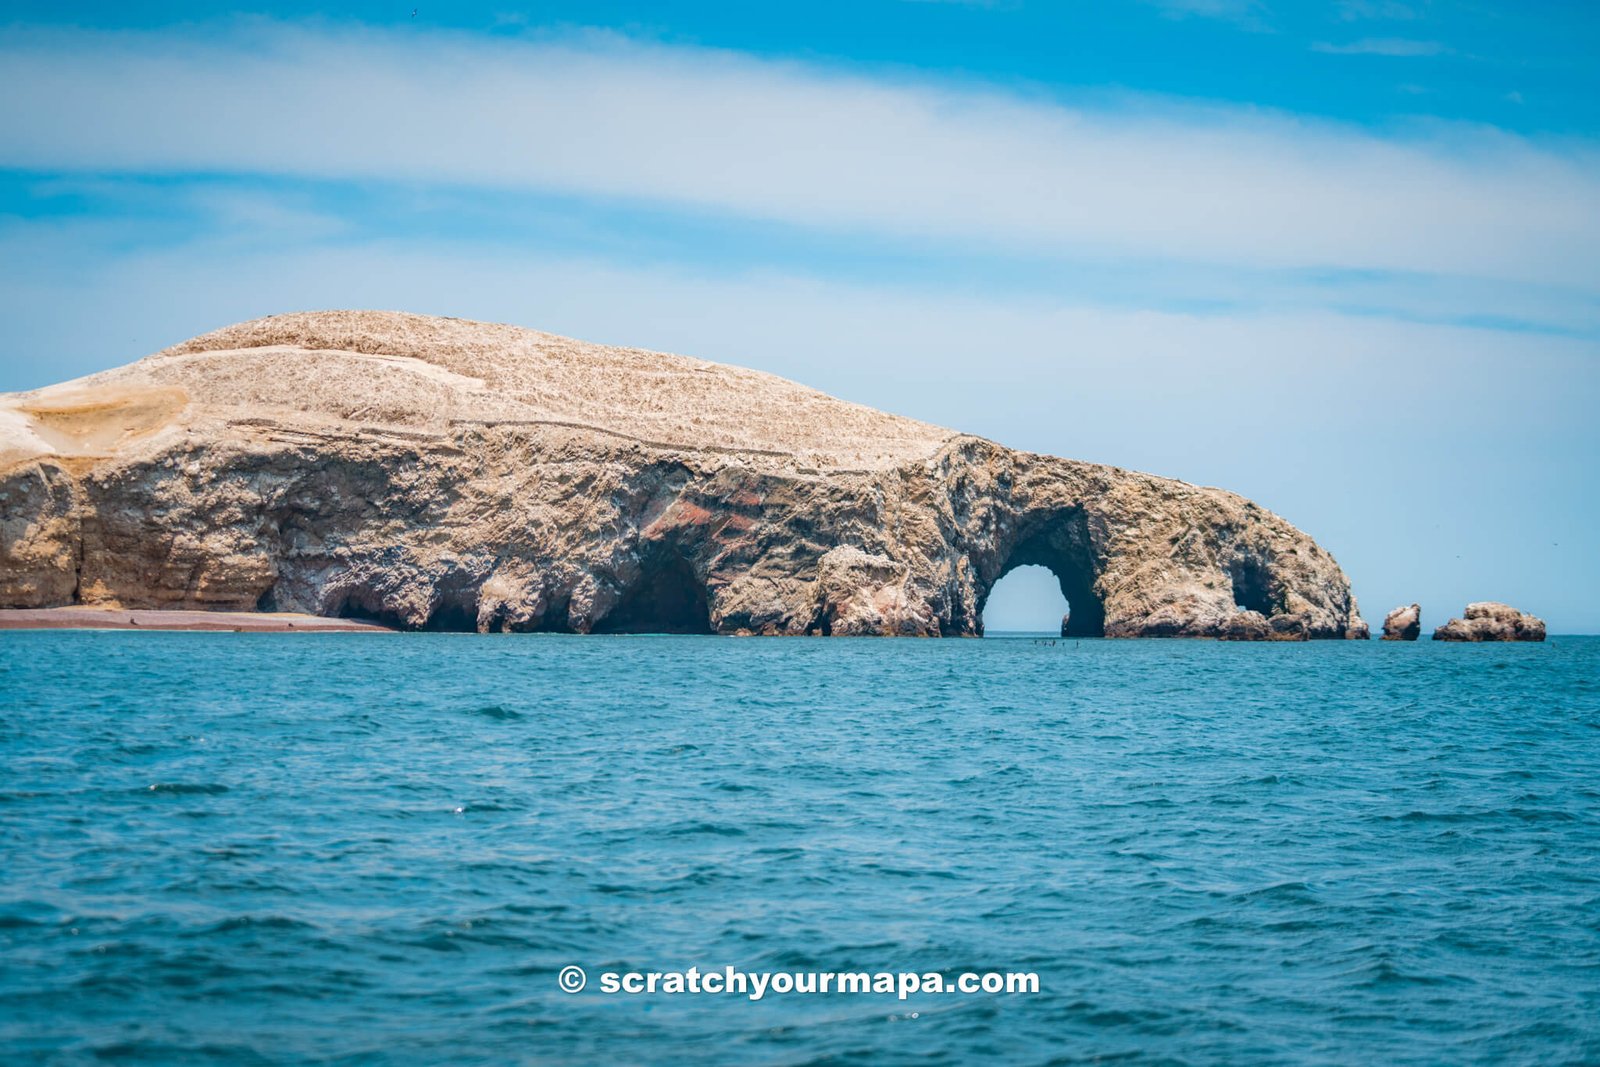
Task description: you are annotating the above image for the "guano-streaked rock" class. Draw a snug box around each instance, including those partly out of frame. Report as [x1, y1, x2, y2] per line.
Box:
[0, 311, 1369, 639]
[1382, 603, 1422, 641]
[1432, 603, 1546, 643]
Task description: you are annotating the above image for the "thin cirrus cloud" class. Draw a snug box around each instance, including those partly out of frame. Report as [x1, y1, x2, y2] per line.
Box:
[1311, 37, 1453, 56]
[1143, 0, 1268, 25]
[0, 22, 1596, 296]
[1335, 1, 1426, 21]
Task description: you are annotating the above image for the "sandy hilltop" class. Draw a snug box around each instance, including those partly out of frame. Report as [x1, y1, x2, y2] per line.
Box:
[0, 310, 1368, 638]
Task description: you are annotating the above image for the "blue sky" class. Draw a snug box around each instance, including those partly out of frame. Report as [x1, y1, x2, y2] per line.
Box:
[1, 2, 1597, 631]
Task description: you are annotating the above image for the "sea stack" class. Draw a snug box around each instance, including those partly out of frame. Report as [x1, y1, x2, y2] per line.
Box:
[1432, 603, 1546, 642]
[1382, 604, 1422, 641]
[0, 311, 1370, 639]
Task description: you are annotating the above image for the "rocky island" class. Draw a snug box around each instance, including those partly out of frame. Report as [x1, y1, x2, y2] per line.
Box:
[1433, 603, 1546, 642]
[1, 311, 1370, 638]
[1382, 604, 1422, 641]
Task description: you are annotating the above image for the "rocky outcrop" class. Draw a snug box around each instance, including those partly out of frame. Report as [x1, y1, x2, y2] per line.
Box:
[1382, 603, 1421, 641]
[0, 311, 1369, 639]
[1433, 602, 1545, 642]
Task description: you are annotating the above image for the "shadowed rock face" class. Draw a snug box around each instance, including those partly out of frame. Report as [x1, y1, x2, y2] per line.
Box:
[0, 311, 1369, 639]
[1383, 604, 1422, 641]
[1433, 603, 1545, 642]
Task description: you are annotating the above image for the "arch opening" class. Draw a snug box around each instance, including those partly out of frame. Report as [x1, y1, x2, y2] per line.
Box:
[979, 509, 1105, 638]
[982, 564, 1071, 635]
[1228, 556, 1275, 616]
[594, 548, 713, 635]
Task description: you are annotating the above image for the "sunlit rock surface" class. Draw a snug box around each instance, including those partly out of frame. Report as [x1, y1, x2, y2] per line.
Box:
[1383, 603, 1422, 641]
[1, 311, 1368, 638]
[1433, 602, 1545, 643]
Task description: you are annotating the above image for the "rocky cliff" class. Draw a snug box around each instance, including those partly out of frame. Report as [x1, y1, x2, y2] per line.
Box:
[0, 311, 1368, 638]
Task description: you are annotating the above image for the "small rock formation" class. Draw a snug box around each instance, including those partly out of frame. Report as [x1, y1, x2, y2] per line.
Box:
[1432, 602, 1546, 642]
[0, 311, 1370, 639]
[1382, 603, 1422, 641]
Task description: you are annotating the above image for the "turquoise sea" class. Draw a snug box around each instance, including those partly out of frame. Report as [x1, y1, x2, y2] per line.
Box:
[2, 632, 1598, 1065]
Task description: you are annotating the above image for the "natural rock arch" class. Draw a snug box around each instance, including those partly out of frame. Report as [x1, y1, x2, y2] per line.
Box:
[973, 506, 1106, 637]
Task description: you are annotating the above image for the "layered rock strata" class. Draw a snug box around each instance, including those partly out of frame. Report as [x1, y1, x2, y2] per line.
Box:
[1, 311, 1369, 639]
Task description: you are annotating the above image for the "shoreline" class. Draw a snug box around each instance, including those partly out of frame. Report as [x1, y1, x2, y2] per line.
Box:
[0, 608, 1584, 637]
[0, 607, 396, 632]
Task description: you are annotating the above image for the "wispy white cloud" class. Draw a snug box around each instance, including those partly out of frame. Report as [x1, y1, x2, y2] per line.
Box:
[184, 186, 350, 242]
[1336, 0, 1426, 21]
[1143, 0, 1269, 27]
[11, 174, 1595, 338]
[0, 23, 1593, 294]
[1312, 37, 1452, 56]
[897, 0, 1018, 8]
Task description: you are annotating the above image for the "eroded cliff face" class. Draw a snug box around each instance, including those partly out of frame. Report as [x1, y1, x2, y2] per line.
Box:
[0, 311, 1368, 639]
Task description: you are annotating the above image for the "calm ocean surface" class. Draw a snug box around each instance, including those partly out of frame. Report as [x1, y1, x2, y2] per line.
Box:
[2, 632, 1598, 1065]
